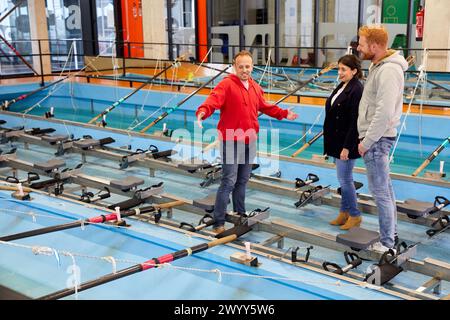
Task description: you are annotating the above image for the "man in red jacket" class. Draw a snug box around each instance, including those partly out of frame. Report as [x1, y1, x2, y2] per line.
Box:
[196, 50, 298, 233]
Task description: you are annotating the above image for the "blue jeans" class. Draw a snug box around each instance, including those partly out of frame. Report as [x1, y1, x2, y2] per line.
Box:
[213, 141, 255, 227]
[335, 158, 360, 217]
[363, 137, 397, 248]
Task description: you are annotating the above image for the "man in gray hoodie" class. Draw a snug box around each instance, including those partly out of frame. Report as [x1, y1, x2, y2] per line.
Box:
[356, 25, 409, 252]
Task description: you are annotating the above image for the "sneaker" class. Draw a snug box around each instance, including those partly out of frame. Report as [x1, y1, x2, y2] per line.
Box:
[212, 226, 225, 234]
[369, 241, 397, 255]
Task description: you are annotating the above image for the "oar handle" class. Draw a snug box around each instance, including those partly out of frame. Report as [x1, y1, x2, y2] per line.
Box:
[139, 112, 169, 133]
[412, 159, 430, 177]
[0, 185, 32, 192]
[291, 131, 323, 157]
[155, 200, 185, 209]
[291, 143, 310, 158]
[87, 113, 104, 124]
[208, 234, 237, 247]
[412, 137, 450, 176]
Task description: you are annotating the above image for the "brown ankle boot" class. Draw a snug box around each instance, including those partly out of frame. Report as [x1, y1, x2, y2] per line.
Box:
[212, 226, 225, 234]
[329, 211, 349, 226]
[340, 216, 362, 230]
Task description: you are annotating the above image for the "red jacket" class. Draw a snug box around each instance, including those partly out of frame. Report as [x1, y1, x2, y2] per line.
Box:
[196, 74, 288, 143]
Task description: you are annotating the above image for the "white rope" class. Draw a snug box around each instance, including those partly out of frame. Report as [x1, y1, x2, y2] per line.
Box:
[270, 107, 325, 155]
[19, 41, 116, 118]
[0, 238, 403, 291]
[102, 256, 117, 274]
[60, 250, 79, 299]
[257, 49, 272, 86]
[390, 49, 428, 164]
[126, 47, 213, 131]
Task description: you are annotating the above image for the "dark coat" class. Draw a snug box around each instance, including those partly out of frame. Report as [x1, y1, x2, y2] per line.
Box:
[323, 77, 363, 159]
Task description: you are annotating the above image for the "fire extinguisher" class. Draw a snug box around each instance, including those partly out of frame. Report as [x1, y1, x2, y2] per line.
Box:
[415, 5, 424, 41]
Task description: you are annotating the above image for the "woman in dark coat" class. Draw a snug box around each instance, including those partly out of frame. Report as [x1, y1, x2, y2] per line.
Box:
[323, 54, 363, 230]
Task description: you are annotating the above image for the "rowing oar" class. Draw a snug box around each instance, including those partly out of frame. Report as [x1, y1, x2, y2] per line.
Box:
[37, 223, 252, 300]
[0, 34, 39, 75]
[0, 185, 32, 193]
[410, 72, 450, 93]
[412, 136, 450, 177]
[139, 64, 232, 133]
[0, 77, 68, 110]
[88, 56, 185, 126]
[291, 131, 324, 157]
[201, 62, 338, 154]
[0, 200, 184, 242]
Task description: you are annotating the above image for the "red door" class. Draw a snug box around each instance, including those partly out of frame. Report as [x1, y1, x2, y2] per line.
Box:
[121, 0, 144, 57]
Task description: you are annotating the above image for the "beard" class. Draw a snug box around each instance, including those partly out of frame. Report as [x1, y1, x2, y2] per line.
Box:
[358, 50, 375, 61]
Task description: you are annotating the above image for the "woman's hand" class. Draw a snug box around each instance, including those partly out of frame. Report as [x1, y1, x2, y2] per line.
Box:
[340, 148, 349, 160]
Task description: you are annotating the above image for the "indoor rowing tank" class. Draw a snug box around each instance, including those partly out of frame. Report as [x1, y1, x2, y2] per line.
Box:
[0, 67, 449, 300]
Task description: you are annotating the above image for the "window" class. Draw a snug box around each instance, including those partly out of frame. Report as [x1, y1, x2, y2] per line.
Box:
[279, 0, 315, 66]
[243, 0, 275, 65]
[318, 0, 359, 66]
[0, 1, 33, 75]
[210, 0, 240, 63]
[170, 0, 196, 60]
[96, 0, 116, 56]
[46, 0, 84, 71]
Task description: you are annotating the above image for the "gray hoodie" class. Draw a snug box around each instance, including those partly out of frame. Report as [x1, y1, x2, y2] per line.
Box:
[358, 50, 409, 150]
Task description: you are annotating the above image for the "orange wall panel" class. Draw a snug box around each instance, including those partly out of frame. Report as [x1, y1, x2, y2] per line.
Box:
[121, 0, 144, 58]
[197, 0, 208, 62]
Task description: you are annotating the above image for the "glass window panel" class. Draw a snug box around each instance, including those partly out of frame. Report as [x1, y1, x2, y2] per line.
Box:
[171, 0, 196, 60]
[279, 0, 315, 66]
[0, 0, 33, 75]
[243, 0, 275, 65]
[96, 0, 116, 56]
[46, 0, 84, 71]
[210, 0, 240, 63]
[318, 0, 359, 66]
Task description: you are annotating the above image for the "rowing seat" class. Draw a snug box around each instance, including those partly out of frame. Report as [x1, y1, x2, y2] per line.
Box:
[42, 135, 70, 144]
[193, 193, 217, 212]
[135, 182, 164, 198]
[110, 176, 144, 191]
[337, 181, 364, 195]
[149, 149, 177, 160]
[73, 139, 100, 149]
[397, 199, 436, 218]
[73, 137, 115, 150]
[34, 159, 66, 172]
[178, 162, 214, 173]
[107, 182, 164, 210]
[336, 227, 380, 250]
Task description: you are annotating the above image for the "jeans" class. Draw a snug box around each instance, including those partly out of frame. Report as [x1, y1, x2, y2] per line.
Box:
[335, 158, 360, 217]
[213, 141, 255, 227]
[363, 137, 397, 248]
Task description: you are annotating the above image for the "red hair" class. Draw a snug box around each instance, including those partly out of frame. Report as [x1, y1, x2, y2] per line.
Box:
[358, 25, 388, 47]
